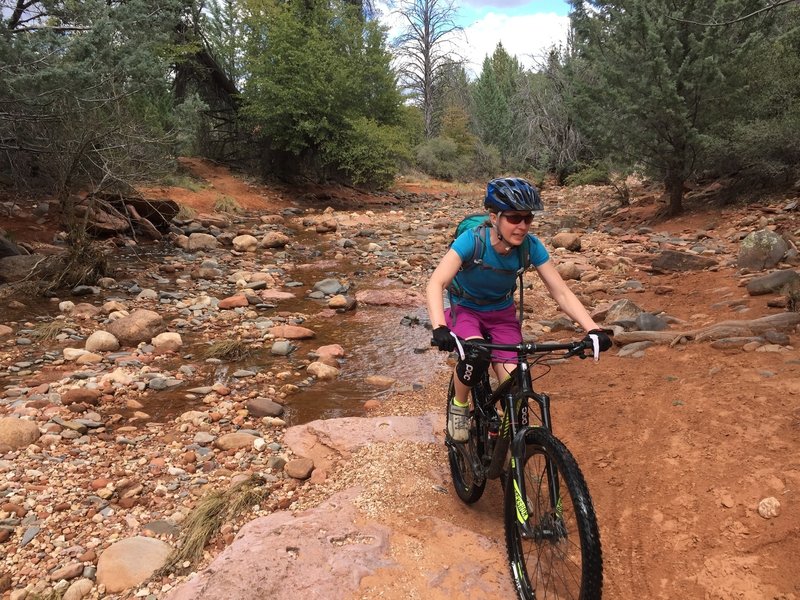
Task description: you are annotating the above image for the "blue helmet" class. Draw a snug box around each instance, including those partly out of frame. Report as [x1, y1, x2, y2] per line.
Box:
[484, 177, 543, 212]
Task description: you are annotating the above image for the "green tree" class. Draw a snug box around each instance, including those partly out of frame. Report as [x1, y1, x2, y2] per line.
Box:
[241, 0, 404, 186]
[471, 43, 523, 168]
[568, 0, 773, 214]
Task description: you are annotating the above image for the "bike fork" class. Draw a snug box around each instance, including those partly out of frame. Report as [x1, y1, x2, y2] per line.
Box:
[509, 426, 538, 539]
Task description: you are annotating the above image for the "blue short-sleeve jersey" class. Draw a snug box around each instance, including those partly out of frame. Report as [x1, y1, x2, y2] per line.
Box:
[450, 228, 550, 311]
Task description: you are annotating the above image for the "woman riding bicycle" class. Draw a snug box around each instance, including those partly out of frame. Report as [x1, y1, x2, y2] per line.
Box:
[426, 177, 612, 443]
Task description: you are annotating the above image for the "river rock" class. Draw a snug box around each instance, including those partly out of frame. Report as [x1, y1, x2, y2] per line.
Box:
[232, 235, 258, 252]
[738, 229, 788, 270]
[96, 536, 172, 593]
[0, 254, 46, 283]
[314, 278, 344, 295]
[218, 294, 249, 309]
[316, 344, 345, 359]
[49, 562, 84, 581]
[259, 289, 295, 301]
[746, 269, 800, 295]
[260, 232, 290, 248]
[187, 232, 218, 251]
[85, 330, 120, 352]
[307, 361, 340, 380]
[0, 325, 13, 338]
[246, 398, 284, 418]
[62, 388, 101, 406]
[106, 309, 165, 346]
[215, 432, 259, 450]
[63, 347, 89, 361]
[62, 577, 93, 600]
[269, 325, 315, 339]
[151, 332, 183, 352]
[365, 375, 395, 388]
[0, 417, 40, 449]
[270, 340, 294, 355]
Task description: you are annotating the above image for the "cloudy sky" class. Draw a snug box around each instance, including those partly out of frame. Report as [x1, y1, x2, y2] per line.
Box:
[381, 0, 572, 77]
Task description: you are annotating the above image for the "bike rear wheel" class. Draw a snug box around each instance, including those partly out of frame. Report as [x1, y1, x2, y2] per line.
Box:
[446, 376, 486, 504]
[505, 427, 602, 599]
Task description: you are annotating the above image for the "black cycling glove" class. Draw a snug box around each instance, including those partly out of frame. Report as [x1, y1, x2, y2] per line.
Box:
[431, 325, 457, 352]
[583, 329, 612, 360]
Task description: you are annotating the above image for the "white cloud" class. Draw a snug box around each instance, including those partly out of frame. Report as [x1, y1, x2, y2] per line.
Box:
[461, 12, 569, 76]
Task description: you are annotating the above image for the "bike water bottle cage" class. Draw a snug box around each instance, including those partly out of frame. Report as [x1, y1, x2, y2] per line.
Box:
[455, 344, 491, 386]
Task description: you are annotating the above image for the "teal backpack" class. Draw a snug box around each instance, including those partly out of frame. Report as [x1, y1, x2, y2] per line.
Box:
[447, 213, 531, 323]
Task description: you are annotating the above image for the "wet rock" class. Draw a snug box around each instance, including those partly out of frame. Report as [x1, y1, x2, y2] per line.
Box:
[246, 398, 284, 418]
[746, 269, 800, 295]
[106, 309, 165, 346]
[354, 289, 425, 307]
[314, 278, 344, 295]
[651, 250, 717, 272]
[307, 361, 340, 380]
[259, 289, 296, 301]
[551, 232, 582, 251]
[738, 229, 788, 270]
[365, 375, 395, 388]
[187, 232, 218, 251]
[270, 324, 315, 339]
[0, 417, 40, 449]
[96, 536, 172, 593]
[85, 330, 120, 352]
[315, 344, 345, 359]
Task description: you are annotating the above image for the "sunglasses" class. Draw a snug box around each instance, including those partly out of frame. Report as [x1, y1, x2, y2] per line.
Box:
[502, 213, 534, 225]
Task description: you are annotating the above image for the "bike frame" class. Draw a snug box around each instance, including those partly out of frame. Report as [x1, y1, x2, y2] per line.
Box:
[462, 340, 587, 538]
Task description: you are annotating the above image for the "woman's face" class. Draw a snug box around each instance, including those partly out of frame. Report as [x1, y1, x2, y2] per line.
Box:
[492, 211, 533, 246]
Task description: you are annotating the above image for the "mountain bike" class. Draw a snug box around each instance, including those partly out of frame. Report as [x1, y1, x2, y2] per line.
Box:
[441, 337, 602, 599]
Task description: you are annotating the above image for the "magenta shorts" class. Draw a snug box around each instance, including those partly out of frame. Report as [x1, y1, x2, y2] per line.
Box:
[445, 304, 521, 363]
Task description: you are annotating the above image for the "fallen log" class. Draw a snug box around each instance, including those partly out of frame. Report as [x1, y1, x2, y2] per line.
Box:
[613, 312, 800, 348]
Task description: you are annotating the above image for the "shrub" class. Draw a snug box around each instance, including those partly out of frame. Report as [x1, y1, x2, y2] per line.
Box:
[565, 164, 610, 186]
[214, 195, 242, 214]
[324, 117, 411, 189]
[415, 137, 465, 180]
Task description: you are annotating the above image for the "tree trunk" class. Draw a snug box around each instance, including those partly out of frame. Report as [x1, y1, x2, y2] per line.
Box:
[664, 168, 684, 216]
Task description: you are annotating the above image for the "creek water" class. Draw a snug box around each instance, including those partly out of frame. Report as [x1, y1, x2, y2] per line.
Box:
[1, 217, 446, 426]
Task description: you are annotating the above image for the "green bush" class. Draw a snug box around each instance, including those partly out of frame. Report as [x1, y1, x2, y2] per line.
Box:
[415, 137, 466, 180]
[564, 165, 610, 186]
[466, 141, 501, 179]
[324, 118, 411, 189]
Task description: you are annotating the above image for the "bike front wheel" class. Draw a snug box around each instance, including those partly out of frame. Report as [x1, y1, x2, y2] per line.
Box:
[505, 427, 602, 599]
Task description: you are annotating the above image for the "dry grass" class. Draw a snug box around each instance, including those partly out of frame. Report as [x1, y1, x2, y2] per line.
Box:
[158, 475, 270, 575]
[29, 320, 66, 341]
[200, 338, 256, 361]
[175, 203, 197, 221]
[214, 194, 242, 214]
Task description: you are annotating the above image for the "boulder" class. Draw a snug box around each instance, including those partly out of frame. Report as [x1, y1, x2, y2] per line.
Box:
[0, 417, 40, 449]
[260, 232, 290, 248]
[651, 250, 717, 272]
[307, 361, 340, 380]
[106, 309, 165, 346]
[738, 229, 788, 271]
[85, 331, 120, 352]
[187, 232, 218, 251]
[232, 234, 258, 252]
[746, 269, 800, 296]
[151, 332, 182, 352]
[96, 536, 172, 593]
[0, 254, 47, 283]
[604, 299, 645, 323]
[551, 232, 582, 251]
[269, 325, 315, 339]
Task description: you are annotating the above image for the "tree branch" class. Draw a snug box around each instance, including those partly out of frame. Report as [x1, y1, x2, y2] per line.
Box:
[668, 0, 795, 26]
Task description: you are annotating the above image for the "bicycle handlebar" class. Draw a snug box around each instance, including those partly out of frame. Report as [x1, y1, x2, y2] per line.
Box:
[430, 336, 592, 359]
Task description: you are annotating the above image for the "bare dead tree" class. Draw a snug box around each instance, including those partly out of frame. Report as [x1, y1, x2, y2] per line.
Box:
[392, 0, 463, 139]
